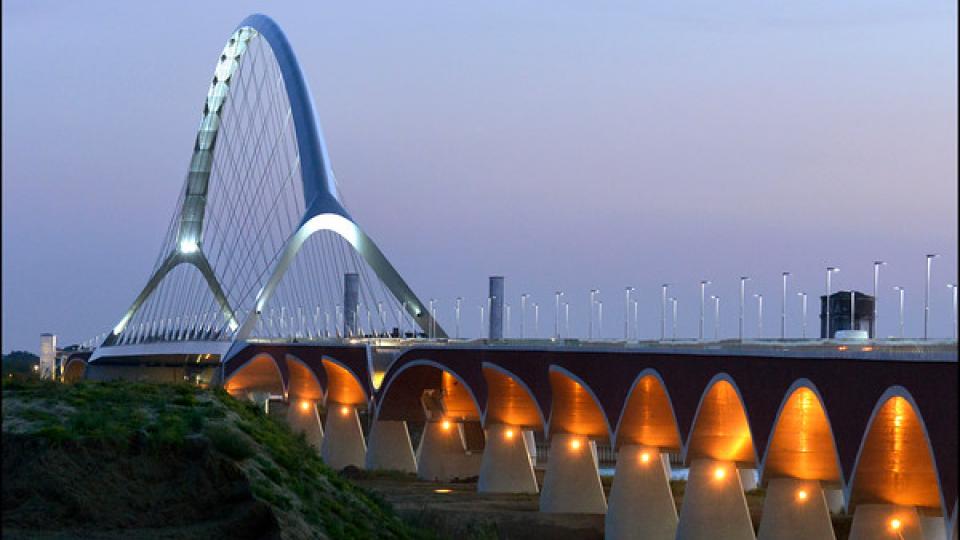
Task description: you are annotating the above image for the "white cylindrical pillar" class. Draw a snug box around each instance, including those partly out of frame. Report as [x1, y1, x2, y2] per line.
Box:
[477, 424, 538, 493]
[416, 421, 479, 481]
[365, 420, 416, 473]
[756, 478, 835, 540]
[539, 433, 607, 514]
[676, 459, 755, 540]
[285, 399, 324, 451]
[321, 403, 367, 470]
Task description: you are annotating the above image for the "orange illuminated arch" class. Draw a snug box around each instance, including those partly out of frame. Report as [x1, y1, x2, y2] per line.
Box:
[547, 366, 611, 442]
[322, 358, 368, 407]
[848, 388, 943, 515]
[482, 362, 545, 430]
[62, 359, 87, 384]
[614, 370, 681, 451]
[224, 353, 285, 397]
[684, 374, 757, 466]
[285, 354, 324, 402]
[375, 360, 482, 422]
[761, 381, 842, 486]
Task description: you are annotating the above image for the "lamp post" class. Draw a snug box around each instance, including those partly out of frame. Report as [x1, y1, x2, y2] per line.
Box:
[564, 302, 570, 338]
[589, 289, 599, 339]
[455, 297, 462, 339]
[825, 267, 840, 338]
[710, 295, 720, 339]
[699, 280, 711, 340]
[428, 299, 436, 340]
[739, 277, 750, 341]
[753, 293, 764, 338]
[533, 302, 540, 337]
[624, 287, 635, 340]
[669, 297, 678, 340]
[554, 291, 564, 339]
[506, 304, 511, 338]
[598, 300, 604, 339]
[661, 284, 670, 341]
[893, 286, 905, 338]
[797, 292, 808, 338]
[520, 294, 529, 339]
[873, 261, 885, 338]
[781, 272, 790, 339]
[633, 299, 639, 341]
[948, 283, 958, 340]
[925, 254, 939, 339]
[479, 305, 485, 338]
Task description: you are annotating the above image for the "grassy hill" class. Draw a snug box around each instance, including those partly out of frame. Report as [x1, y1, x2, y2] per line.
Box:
[1, 379, 435, 540]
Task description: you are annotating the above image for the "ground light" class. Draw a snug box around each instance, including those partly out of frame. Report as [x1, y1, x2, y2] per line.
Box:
[796, 489, 808, 502]
[504, 429, 515, 440]
[640, 452, 651, 464]
[569, 438, 582, 451]
[714, 466, 726, 480]
[433, 489, 453, 494]
[441, 420, 451, 431]
[299, 400, 310, 411]
[339, 405, 349, 416]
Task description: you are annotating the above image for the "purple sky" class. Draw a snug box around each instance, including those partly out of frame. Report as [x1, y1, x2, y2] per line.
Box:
[2, 1, 957, 352]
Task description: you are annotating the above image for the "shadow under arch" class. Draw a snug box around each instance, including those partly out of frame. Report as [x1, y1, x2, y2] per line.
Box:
[284, 354, 324, 402]
[62, 358, 88, 384]
[321, 356, 369, 407]
[683, 373, 758, 467]
[547, 365, 612, 443]
[760, 378, 843, 487]
[224, 352, 285, 397]
[847, 386, 945, 516]
[374, 359, 482, 423]
[613, 368, 682, 452]
[481, 362, 546, 431]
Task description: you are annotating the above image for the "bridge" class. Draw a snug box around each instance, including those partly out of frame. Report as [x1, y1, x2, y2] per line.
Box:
[77, 13, 957, 540]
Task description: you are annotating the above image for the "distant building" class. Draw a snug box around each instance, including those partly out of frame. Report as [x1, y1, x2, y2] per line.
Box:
[819, 291, 875, 338]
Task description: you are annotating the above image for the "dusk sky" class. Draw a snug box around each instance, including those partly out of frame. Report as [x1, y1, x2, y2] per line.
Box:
[2, 1, 957, 352]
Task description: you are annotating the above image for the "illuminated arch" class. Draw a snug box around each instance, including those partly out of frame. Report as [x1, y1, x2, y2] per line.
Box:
[760, 379, 842, 486]
[847, 387, 944, 516]
[481, 362, 546, 431]
[684, 373, 757, 466]
[224, 353, 285, 397]
[321, 357, 368, 407]
[375, 360, 482, 422]
[285, 354, 324, 402]
[546, 365, 612, 443]
[62, 358, 87, 384]
[613, 369, 681, 451]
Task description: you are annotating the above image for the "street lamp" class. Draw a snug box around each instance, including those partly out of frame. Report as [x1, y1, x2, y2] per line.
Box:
[699, 280, 711, 340]
[661, 284, 670, 341]
[893, 286, 905, 338]
[753, 293, 764, 338]
[781, 272, 790, 339]
[479, 305, 485, 338]
[825, 267, 840, 338]
[455, 297, 462, 339]
[428, 299, 436, 340]
[598, 300, 604, 339]
[948, 283, 958, 340]
[554, 291, 564, 339]
[873, 261, 886, 338]
[506, 304, 512, 338]
[520, 294, 529, 339]
[624, 287, 635, 340]
[710, 295, 720, 339]
[589, 289, 599, 339]
[564, 302, 570, 338]
[533, 302, 540, 337]
[739, 277, 750, 341]
[633, 298, 640, 341]
[669, 297, 678, 340]
[797, 292, 808, 338]
[925, 254, 939, 339]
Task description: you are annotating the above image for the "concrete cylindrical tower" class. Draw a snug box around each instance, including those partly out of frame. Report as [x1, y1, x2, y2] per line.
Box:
[344, 273, 360, 337]
[489, 276, 504, 340]
[39, 333, 56, 380]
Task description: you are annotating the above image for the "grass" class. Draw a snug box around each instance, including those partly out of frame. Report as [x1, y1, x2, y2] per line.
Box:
[2, 378, 437, 540]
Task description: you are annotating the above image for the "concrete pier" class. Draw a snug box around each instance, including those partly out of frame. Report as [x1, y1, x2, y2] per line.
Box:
[756, 478, 835, 540]
[321, 403, 366, 470]
[740, 468, 759, 491]
[849, 504, 923, 540]
[605, 445, 678, 540]
[823, 489, 845, 514]
[416, 421, 481, 481]
[365, 420, 416, 473]
[477, 423, 538, 493]
[285, 399, 324, 451]
[676, 459, 755, 540]
[524, 430, 537, 466]
[539, 434, 607, 514]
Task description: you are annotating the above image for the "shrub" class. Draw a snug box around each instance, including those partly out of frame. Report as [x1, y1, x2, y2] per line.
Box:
[205, 424, 255, 460]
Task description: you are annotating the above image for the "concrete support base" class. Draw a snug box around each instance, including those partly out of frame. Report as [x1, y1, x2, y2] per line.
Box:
[740, 468, 758, 491]
[247, 391, 271, 414]
[524, 430, 537, 467]
[849, 504, 923, 540]
[478, 424, 538, 493]
[676, 459, 755, 540]
[320, 403, 366, 470]
[756, 478, 835, 540]
[539, 434, 607, 514]
[285, 399, 324, 451]
[365, 420, 416, 473]
[823, 489, 845, 515]
[605, 445, 678, 540]
[416, 421, 481, 481]
[919, 516, 946, 540]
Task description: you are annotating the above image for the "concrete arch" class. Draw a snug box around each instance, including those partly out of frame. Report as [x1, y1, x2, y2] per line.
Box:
[760, 379, 843, 487]
[322, 357, 369, 407]
[285, 354, 324, 402]
[62, 358, 87, 384]
[613, 368, 682, 451]
[224, 352, 285, 397]
[847, 386, 944, 516]
[375, 359, 482, 423]
[547, 365, 613, 443]
[481, 362, 546, 431]
[683, 373, 758, 467]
